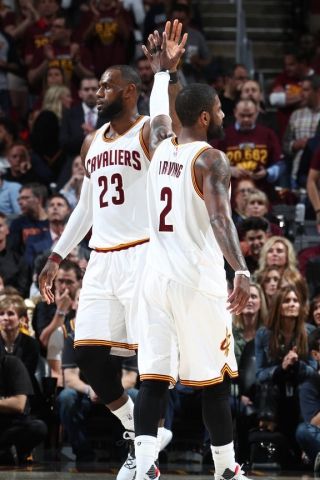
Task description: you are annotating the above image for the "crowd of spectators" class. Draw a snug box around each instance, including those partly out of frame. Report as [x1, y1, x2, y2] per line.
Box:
[0, 0, 320, 473]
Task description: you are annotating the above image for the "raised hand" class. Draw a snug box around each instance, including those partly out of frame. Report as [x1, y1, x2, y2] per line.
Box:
[163, 19, 188, 71]
[142, 19, 188, 74]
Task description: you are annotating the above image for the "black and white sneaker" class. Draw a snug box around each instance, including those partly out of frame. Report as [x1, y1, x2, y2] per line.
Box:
[117, 431, 136, 480]
[216, 464, 251, 480]
[143, 462, 161, 480]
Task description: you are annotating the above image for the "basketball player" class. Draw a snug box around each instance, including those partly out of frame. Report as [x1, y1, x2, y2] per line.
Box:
[38, 21, 187, 480]
[134, 32, 250, 480]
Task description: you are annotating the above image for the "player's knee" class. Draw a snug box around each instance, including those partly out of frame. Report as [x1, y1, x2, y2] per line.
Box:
[140, 379, 170, 396]
[203, 376, 231, 403]
[74, 345, 111, 372]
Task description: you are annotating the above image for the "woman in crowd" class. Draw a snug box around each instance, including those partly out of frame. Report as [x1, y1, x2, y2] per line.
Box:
[231, 177, 256, 227]
[255, 236, 298, 278]
[30, 85, 72, 179]
[244, 189, 283, 236]
[232, 282, 267, 462]
[60, 155, 85, 210]
[233, 282, 268, 363]
[256, 266, 281, 310]
[0, 294, 39, 380]
[255, 286, 315, 463]
[281, 268, 310, 314]
[308, 295, 320, 328]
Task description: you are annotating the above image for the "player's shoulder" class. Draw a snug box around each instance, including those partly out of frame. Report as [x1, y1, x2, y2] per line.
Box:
[197, 144, 226, 161]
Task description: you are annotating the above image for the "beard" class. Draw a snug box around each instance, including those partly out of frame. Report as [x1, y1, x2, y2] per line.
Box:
[98, 95, 124, 122]
[207, 123, 224, 140]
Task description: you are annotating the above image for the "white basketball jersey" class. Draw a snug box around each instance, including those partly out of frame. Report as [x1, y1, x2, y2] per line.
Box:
[85, 116, 150, 250]
[147, 137, 228, 297]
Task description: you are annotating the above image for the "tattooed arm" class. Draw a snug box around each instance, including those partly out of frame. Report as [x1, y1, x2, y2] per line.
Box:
[195, 148, 250, 313]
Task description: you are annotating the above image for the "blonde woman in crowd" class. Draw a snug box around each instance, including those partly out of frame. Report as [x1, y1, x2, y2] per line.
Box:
[244, 189, 283, 235]
[255, 236, 298, 277]
[233, 282, 268, 363]
[0, 294, 39, 379]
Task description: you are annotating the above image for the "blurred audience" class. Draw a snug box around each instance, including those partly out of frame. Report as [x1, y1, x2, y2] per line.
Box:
[255, 286, 315, 464]
[0, 348, 47, 466]
[0, 212, 29, 296]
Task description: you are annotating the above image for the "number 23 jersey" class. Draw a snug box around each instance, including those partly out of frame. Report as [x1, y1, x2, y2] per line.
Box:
[85, 116, 150, 250]
[146, 137, 228, 297]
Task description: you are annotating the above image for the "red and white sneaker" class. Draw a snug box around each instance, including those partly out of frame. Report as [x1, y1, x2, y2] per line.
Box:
[143, 462, 161, 480]
[216, 464, 251, 480]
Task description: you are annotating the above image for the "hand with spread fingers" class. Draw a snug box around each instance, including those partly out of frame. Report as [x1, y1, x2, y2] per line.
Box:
[142, 19, 188, 74]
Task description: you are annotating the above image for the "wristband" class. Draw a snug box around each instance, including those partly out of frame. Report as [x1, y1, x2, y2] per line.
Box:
[169, 71, 178, 84]
[85, 386, 91, 398]
[235, 270, 250, 278]
[56, 309, 67, 317]
[48, 252, 62, 265]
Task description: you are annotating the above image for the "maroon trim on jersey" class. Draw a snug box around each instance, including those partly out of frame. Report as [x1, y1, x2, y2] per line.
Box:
[140, 373, 176, 385]
[74, 339, 138, 350]
[191, 146, 213, 199]
[102, 115, 145, 142]
[179, 364, 238, 387]
[93, 237, 149, 253]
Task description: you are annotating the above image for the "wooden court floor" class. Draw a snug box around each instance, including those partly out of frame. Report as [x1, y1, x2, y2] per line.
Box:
[0, 464, 316, 480]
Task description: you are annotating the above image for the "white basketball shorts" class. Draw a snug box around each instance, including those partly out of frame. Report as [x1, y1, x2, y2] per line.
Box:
[138, 266, 238, 386]
[74, 242, 148, 356]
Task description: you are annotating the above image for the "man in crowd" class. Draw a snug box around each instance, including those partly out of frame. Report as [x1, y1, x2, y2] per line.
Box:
[214, 98, 283, 199]
[24, 193, 71, 270]
[60, 77, 100, 160]
[9, 183, 48, 255]
[283, 74, 320, 188]
[239, 217, 269, 273]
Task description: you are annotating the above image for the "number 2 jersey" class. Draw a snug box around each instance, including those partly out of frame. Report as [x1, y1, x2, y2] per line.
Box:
[85, 115, 150, 250]
[146, 137, 228, 297]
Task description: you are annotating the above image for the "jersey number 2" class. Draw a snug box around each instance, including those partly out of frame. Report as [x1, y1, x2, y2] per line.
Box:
[159, 187, 173, 232]
[99, 174, 125, 208]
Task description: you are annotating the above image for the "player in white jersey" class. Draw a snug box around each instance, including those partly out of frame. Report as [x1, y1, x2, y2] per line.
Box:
[38, 21, 187, 479]
[134, 32, 251, 480]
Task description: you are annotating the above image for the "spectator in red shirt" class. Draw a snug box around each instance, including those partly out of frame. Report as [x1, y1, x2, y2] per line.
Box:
[23, 0, 60, 68]
[214, 99, 283, 199]
[269, 51, 314, 139]
[28, 12, 93, 95]
[74, 0, 134, 78]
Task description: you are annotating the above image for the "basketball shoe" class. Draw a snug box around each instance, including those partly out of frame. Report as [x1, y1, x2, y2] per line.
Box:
[117, 431, 136, 480]
[216, 464, 251, 480]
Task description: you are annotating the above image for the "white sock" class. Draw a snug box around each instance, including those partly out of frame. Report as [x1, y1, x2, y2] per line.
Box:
[154, 427, 163, 460]
[112, 397, 134, 431]
[135, 435, 157, 480]
[211, 441, 236, 478]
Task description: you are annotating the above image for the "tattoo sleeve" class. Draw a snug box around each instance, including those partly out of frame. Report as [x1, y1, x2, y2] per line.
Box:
[149, 116, 173, 156]
[201, 150, 248, 272]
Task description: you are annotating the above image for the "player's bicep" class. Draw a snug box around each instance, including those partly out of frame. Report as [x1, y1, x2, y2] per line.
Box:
[149, 115, 173, 157]
[201, 151, 232, 221]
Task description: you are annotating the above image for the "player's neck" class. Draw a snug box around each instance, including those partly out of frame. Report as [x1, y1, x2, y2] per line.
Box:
[178, 127, 208, 144]
[109, 111, 140, 136]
